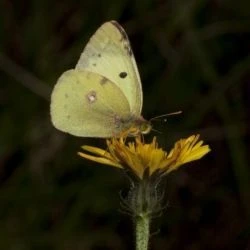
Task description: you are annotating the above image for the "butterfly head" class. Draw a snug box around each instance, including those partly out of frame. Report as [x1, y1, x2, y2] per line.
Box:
[126, 117, 152, 137]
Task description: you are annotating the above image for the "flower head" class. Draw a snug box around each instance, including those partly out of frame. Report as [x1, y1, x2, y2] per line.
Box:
[78, 135, 210, 179]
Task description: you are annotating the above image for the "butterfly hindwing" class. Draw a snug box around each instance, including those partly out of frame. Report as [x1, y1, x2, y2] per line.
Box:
[75, 21, 143, 115]
[51, 70, 131, 137]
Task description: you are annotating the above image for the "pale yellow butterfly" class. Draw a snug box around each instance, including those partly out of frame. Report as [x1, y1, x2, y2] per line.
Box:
[50, 20, 151, 138]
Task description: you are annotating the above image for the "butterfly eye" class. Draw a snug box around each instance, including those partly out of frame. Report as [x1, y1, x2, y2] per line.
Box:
[140, 122, 152, 135]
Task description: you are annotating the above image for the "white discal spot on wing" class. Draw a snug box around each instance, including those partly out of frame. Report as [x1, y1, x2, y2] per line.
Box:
[86, 91, 97, 103]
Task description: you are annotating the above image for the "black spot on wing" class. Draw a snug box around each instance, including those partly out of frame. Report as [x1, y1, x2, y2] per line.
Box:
[119, 72, 127, 78]
[91, 53, 101, 58]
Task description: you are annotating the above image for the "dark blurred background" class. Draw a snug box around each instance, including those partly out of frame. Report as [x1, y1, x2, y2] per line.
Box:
[1, 0, 250, 249]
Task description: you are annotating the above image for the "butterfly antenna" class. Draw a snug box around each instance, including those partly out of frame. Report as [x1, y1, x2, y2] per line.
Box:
[150, 111, 182, 121]
[151, 128, 162, 134]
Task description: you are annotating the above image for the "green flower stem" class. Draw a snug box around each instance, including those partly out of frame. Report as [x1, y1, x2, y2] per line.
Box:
[136, 213, 150, 250]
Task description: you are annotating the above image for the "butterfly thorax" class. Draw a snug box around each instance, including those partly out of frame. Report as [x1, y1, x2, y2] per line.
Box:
[116, 115, 152, 137]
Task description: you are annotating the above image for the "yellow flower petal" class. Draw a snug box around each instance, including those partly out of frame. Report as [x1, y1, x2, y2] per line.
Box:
[78, 152, 122, 168]
[78, 134, 211, 179]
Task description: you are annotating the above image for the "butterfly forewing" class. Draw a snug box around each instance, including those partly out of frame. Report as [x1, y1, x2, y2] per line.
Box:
[75, 21, 143, 115]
